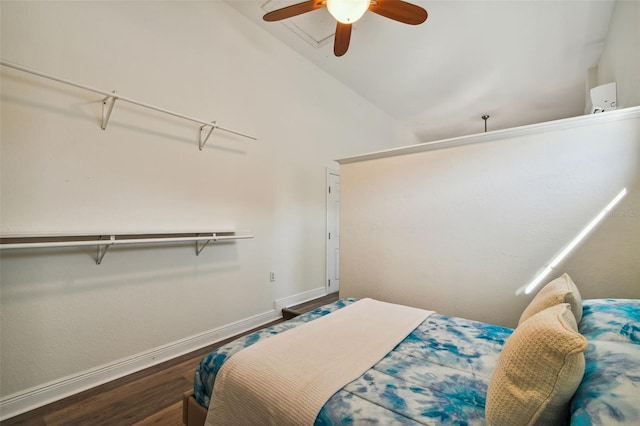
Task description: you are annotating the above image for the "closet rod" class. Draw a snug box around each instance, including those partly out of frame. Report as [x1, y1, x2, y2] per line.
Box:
[0, 59, 257, 143]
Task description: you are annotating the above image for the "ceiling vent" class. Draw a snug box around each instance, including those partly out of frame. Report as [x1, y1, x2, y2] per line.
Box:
[262, 0, 336, 48]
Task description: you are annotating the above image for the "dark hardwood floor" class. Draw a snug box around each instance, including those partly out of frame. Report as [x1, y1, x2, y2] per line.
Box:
[1, 292, 340, 426]
[282, 292, 339, 319]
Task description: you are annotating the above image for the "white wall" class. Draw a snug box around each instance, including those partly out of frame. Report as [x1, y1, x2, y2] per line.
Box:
[596, 0, 640, 108]
[0, 0, 418, 408]
[339, 111, 640, 328]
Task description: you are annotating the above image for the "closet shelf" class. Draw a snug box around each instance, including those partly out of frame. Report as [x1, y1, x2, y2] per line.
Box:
[0, 59, 257, 150]
[0, 231, 253, 265]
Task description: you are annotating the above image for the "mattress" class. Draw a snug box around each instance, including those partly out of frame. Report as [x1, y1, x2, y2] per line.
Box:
[194, 298, 513, 425]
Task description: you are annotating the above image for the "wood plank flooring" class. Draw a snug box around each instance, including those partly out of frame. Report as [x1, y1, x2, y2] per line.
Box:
[282, 292, 339, 319]
[1, 292, 340, 426]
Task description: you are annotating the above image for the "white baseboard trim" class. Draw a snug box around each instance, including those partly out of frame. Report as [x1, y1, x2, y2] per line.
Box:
[0, 308, 281, 421]
[274, 287, 327, 312]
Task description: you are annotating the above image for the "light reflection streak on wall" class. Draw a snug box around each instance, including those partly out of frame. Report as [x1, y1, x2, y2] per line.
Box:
[521, 187, 628, 295]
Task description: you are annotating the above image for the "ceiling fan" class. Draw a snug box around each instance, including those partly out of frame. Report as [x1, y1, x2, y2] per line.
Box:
[263, 0, 428, 57]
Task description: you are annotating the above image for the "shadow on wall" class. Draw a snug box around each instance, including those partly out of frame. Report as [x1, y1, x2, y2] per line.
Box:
[0, 77, 248, 155]
[0, 242, 241, 303]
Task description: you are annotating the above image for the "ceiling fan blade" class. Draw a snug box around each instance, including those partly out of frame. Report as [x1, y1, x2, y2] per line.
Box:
[263, 1, 326, 22]
[334, 22, 352, 57]
[369, 0, 428, 25]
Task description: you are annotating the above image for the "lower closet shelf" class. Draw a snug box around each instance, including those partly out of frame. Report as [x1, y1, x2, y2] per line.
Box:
[0, 231, 253, 264]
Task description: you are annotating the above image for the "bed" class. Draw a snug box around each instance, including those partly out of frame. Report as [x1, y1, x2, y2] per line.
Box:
[183, 275, 639, 425]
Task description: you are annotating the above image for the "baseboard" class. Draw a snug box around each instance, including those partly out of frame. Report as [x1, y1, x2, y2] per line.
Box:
[274, 287, 327, 312]
[0, 308, 281, 421]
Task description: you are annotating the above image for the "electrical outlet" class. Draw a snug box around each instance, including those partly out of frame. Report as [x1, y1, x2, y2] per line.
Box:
[269, 272, 275, 282]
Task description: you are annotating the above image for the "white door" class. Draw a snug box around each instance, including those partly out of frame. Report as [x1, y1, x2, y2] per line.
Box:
[326, 170, 340, 293]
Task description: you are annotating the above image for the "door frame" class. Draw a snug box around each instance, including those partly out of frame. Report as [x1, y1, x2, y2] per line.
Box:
[326, 167, 340, 294]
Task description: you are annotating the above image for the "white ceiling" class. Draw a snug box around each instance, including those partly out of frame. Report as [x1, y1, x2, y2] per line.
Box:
[228, 0, 617, 142]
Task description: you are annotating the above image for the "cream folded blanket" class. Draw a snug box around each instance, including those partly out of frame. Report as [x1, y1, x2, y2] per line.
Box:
[205, 298, 433, 426]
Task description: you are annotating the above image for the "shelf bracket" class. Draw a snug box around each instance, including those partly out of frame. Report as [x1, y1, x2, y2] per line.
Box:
[196, 233, 216, 256]
[96, 235, 114, 264]
[199, 121, 217, 151]
[101, 91, 117, 130]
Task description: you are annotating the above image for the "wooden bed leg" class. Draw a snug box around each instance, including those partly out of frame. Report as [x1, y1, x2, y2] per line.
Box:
[183, 390, 208, 426]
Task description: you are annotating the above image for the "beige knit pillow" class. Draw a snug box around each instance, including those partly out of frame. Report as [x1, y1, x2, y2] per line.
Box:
[519, 273, 583, 325]
[486, 303, 587, 426]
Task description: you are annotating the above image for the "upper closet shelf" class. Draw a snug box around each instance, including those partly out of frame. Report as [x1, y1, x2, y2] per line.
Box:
[0, 59, 257, 150]
[0, 231, 253, 265]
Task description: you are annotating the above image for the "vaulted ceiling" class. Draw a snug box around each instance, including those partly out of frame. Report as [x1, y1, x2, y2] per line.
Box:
[229, 0, 616, 142]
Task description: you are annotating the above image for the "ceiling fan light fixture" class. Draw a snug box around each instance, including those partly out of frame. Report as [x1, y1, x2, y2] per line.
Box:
[327, 0, 370, 24]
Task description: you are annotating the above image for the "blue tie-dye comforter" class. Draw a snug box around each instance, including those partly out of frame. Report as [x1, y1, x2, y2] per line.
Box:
[570, 299, 640, 425]
[194, 298, 512, 425]
[194, 298, 640, 425]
